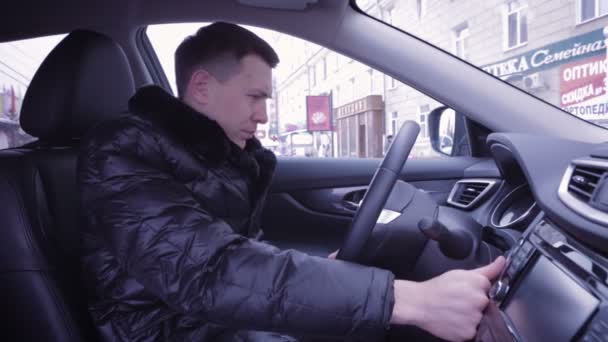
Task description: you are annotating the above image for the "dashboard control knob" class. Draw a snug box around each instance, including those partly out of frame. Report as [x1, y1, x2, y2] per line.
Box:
[490, 280, 509, 301]
[418, 216, 474, 259]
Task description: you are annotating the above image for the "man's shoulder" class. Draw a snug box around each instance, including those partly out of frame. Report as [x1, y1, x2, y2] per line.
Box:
[81, 113, 162, 152]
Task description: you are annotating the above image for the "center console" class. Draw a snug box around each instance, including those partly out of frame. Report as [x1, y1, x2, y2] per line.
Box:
[480, 214, 608, 341]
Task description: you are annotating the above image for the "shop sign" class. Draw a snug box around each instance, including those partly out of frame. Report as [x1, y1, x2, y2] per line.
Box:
[335, 95, 383, 119]
[559, 53, 608, 121]
[306, 95, 332, 131]
[483, 28, 607, 78]
[560, 55, 607, 107]
[336, 98, 367, 119]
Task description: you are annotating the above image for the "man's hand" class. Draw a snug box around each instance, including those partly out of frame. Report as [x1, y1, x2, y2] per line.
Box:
[328, 250, 339, 259]
[390, 256, 505, 342]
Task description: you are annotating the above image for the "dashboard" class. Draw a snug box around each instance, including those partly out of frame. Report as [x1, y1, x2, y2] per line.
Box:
[448, 132, 608, 342]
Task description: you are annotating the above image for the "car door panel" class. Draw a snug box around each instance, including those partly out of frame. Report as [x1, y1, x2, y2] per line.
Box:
[261, 157, 499, 256]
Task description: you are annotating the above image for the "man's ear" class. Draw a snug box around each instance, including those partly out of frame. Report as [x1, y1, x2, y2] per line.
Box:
[188, 69, 214, 105]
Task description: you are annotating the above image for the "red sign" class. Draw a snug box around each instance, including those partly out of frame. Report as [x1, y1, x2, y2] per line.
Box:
[560, 54, 607, 107]
[306, 95, 332, 131]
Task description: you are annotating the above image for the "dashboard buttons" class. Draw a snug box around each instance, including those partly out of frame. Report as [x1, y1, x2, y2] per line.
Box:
[507, 241, 534, 278]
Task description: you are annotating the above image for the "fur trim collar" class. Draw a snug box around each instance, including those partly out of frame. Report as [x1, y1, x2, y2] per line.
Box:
[128, 85, 265, 164]
[128, 85, 277, 238]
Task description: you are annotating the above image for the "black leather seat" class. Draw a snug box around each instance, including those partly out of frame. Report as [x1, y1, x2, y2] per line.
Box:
[0, 30, 135, 341]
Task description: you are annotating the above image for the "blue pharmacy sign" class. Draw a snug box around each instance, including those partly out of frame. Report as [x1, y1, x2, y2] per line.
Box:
[482, 28, 607, 78]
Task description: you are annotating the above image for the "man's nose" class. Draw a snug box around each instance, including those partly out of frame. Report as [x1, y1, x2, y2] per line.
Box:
[253, 104, 268, 124]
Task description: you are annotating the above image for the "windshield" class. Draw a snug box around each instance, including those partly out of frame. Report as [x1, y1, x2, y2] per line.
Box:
[358, 0, 608, 128]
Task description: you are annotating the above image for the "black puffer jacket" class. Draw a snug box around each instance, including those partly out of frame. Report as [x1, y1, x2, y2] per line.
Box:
[78, 86, 395, 341]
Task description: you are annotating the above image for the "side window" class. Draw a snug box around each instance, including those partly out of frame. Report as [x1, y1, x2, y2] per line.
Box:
[0, 34, 66, 149]
[147, 24, 459, 159]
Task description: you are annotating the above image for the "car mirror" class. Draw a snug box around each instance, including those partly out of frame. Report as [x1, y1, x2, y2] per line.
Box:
[438, 109, 456, 155]
[429, 106, 467, 157]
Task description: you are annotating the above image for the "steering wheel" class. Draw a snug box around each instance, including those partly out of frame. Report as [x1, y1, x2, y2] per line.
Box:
[337, 121, 420, 262]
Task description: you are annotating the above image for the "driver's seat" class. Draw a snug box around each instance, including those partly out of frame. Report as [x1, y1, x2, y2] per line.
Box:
[0, 30, 135, 341]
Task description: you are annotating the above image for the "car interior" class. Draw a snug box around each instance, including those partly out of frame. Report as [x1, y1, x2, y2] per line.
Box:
[3, 0, 608, 341]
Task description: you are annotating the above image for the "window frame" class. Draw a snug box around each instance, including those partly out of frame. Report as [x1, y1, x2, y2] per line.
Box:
[390, 111, 399, 135]
[418, 104, 431, 139]
[452, 23, 470, 59]
[145, 22, 457, 159]
[502, 1, 529, 51]
[577, 0, 608, 25]
[416, 0, 427, 20]
[388, 76, 398, 90]
[322, 57, 327, 80]
[385, 6, 394, 25]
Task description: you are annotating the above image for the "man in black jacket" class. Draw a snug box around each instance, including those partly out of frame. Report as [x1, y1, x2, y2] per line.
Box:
[78, 22, 504, 341]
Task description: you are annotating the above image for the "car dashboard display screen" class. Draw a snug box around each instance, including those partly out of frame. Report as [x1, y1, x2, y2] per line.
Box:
[504, 256, 599, 341]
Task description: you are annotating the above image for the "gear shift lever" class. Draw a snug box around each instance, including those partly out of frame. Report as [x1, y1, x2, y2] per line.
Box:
[418, 216, 475, 259]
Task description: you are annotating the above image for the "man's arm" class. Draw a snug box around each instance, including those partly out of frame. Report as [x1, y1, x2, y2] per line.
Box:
[391, 257, 505, 341]
[329, 250, 506, 341]
[79, 118, 396, 340]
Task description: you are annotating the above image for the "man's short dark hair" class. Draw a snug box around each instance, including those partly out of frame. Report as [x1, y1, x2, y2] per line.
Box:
[175, 22, 279, 98]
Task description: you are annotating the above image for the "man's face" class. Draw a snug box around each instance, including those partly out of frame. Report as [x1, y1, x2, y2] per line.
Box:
[202, 54, 272, 148]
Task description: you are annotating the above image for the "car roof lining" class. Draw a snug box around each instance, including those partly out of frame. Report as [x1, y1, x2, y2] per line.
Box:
[1, 0, 346, 44]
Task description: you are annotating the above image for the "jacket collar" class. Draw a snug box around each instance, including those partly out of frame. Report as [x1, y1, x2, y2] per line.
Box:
[128, 85, 276, 237]
[128, 85, 270, 164]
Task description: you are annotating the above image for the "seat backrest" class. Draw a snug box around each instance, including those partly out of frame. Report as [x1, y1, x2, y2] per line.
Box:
[0, 30, 135, 341]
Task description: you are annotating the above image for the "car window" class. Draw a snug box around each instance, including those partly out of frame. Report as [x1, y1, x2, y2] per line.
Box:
[0, 34, 66, 149]
[147, 23, 457, 159]
[358, 0, 608, 129]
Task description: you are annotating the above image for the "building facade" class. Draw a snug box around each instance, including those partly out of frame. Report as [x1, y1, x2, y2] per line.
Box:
[372, 0, 608, 155]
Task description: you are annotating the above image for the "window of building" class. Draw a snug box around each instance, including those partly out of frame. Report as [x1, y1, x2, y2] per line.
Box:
[417, 0, 427, 20]
[340, 119, 348, 157]
[579, 0, 608, 23]
[348, 116, 357, 157]
[322, 57, 327, 80]
[453, 23, 469, 59]
[419, 104, 431, 138]
[391, 111, 399, 135]
[504, 1, 528, 49]
[385, 7, 394, 25]
[388, 76, 398, 89]
[334, 85, 340, 106]
[316, 61, 324, 85]
[334, 53, 340, 71]
[0, 34, 66, 149]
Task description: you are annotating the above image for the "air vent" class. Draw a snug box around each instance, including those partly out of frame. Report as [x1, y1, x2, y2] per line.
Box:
[447, 179, 498, 209]
[567, 165, 604, 202]
[559, 158, 608, 226]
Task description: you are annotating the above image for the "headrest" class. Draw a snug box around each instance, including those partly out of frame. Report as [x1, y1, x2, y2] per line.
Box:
[20, 29, 135, 142]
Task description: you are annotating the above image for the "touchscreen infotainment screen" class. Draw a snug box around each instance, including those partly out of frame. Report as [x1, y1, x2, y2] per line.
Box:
[504, 256, 599, 341]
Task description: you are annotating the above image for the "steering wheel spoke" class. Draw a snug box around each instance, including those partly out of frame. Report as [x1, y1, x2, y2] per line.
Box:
[337, 121, 421, 262]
